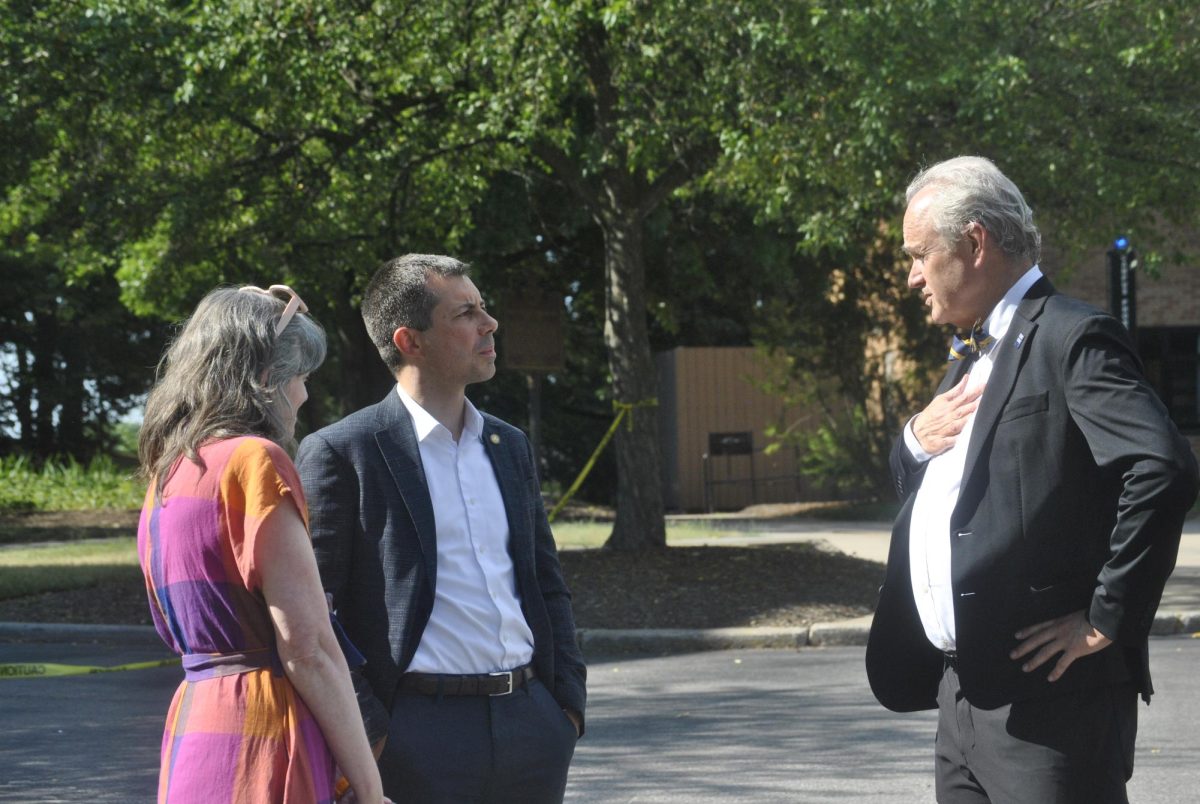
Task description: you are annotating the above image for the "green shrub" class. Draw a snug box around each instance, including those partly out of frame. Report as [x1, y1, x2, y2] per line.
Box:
[0, 455, 145, 512]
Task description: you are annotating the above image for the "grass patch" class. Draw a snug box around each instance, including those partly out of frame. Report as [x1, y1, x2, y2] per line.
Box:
[551, 520, 741, 549]
[0, 537, 140, 600]
[0, 455, 145, 512]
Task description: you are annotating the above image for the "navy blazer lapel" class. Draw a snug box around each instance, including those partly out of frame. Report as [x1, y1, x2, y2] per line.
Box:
[481, 419, 531, 565]
[959, 277, 1053, 494]
[373, 390, 438, 584]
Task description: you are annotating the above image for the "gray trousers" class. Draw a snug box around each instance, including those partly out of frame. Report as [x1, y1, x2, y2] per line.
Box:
[935, 663, 1137, 804]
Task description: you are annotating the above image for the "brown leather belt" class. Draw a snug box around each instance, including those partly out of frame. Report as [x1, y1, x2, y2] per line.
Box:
[398, 664, 536, 696]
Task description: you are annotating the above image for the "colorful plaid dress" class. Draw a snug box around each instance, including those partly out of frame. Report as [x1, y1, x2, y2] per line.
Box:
[138, 436, 337, 803]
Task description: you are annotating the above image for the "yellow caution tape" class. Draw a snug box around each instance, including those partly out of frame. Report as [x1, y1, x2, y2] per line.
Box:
[614, 397, 658, 431]
[0, 657, 181, 679]
[548, 397, 657, 523]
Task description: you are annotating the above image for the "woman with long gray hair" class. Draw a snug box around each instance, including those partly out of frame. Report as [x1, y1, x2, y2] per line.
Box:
[137, 285, 386, 803]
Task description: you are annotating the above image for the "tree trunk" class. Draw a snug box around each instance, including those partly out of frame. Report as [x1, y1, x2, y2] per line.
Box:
[57, 331, 88, 461]
[302, 272, 393, 435]
[31, 309, 58, 460]
[15, 345, 34, 453]
[526, 371, 544, 476]
[600, 215, 666, 551]
[339, 294, 394, 415]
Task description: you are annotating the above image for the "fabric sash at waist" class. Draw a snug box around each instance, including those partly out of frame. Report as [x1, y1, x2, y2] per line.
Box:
[182, 648, 281, 682]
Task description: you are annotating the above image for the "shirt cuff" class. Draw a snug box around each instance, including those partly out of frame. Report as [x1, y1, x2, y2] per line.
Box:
[904, 416, 933, 463]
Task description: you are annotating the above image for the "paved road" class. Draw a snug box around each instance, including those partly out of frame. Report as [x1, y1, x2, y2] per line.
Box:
[3, 639, 1198, 802]
[569, 641, 1200, 803]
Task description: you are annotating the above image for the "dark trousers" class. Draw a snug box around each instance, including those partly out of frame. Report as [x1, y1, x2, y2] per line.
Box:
[380, 677, 578, 803]
[935, 663, 1137, 804]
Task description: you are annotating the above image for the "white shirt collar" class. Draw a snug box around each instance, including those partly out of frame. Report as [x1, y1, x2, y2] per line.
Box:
[982, 264, 1043, 346]
[395, 384, 484, 444]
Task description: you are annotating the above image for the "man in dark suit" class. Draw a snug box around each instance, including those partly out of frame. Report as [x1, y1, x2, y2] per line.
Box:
[866, 156, 1198, 803]
[296, 254, 586, 803]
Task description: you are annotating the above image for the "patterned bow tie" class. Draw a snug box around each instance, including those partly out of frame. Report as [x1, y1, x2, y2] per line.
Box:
[947, 323, 993, 362]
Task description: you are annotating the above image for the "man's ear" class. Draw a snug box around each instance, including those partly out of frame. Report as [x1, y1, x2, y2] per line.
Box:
[393, 327, 420, 360]
[964, 221, 987, 266]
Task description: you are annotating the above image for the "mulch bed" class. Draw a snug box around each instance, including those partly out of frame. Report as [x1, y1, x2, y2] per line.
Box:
[0, 509, 140, 546]
[559, 543, 880, 629]
[0, 577, 154, 626]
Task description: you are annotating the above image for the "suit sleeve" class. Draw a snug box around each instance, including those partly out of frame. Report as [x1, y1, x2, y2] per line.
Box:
[295, 433, 392, 744]
[521, 435, 588, 727]
[1062, 314, 1200, 645]
[890, 427, 930, 501]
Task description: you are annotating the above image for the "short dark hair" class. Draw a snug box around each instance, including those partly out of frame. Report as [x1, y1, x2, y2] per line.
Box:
[361, 253, 471, 373]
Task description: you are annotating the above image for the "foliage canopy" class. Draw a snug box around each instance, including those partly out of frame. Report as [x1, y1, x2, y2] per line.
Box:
[2, 0, 1198, 519]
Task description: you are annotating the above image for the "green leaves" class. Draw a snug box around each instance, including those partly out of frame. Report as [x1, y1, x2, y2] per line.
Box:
[3, 0, 1198, 483]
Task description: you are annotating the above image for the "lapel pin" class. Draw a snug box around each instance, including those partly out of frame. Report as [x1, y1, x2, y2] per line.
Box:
[1013, 332, 1025, 349]
[489, 433, 501, 445]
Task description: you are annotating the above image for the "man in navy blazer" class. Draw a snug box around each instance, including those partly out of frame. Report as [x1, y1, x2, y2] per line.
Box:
[866, 157, 1197, 803]
[297, 254, 586, 802]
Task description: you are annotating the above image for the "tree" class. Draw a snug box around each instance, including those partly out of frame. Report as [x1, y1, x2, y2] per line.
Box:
[100, 0, 527, 425]
[0, 0, 175, 459]
[482, 0, 797, 550]
[8, 0, 1196, 514]
[461, 167, 802, 510]
[720, 0, 1200, 497]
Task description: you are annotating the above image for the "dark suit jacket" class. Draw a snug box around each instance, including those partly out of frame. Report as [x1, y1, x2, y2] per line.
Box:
[296, 389, 587, 740]
[867, 278, 1198, 712]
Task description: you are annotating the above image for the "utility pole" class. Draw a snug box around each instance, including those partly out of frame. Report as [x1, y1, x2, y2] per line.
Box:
[1107, 236, 1138, 337]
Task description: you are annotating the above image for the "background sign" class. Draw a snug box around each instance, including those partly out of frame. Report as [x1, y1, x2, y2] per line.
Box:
[500, 291, 566, 372]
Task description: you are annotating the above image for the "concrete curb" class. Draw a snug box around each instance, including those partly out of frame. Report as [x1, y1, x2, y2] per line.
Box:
[1150, 610, 1200, 636]
[5, 612, 1196, 652]
[578, 626, 809, 653]
[577, 611, 1200, 654]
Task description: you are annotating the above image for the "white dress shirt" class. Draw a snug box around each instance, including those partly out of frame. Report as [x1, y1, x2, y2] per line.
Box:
[397, 385, 535, 674]
[905, 265, 1043, 651]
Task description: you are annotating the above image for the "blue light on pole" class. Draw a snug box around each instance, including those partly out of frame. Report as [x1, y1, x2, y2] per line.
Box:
[1107, 237, 1136, 334]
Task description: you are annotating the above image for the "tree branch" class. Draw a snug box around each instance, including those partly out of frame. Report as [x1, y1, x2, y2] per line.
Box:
[635, 140, 720, 221]
[532, 141, 601, 219]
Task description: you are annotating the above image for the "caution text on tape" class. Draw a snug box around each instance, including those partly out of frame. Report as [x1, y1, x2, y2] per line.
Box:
[0, 657, 181, 679]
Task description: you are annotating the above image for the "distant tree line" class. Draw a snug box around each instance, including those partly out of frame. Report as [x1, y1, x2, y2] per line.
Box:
[2, 0, 1198, 548]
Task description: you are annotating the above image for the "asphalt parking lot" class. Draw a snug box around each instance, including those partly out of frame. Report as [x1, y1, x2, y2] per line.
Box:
[3, 638, 1199, 803]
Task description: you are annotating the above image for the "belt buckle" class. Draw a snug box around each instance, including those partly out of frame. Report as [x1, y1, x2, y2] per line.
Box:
[488, 670, 514, 696]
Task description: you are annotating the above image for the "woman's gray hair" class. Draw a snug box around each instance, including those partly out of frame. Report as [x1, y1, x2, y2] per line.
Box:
[138, 286, 326, 491]
[906, 156, 1041, 264]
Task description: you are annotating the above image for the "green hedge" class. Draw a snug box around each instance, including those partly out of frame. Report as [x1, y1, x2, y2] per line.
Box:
[0, 456, 145, 512]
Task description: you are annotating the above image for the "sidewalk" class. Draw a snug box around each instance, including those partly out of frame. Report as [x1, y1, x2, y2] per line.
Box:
[3, 518, 1198, 651]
